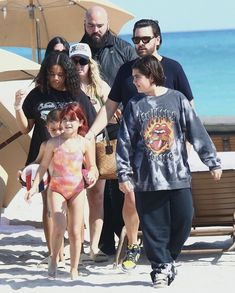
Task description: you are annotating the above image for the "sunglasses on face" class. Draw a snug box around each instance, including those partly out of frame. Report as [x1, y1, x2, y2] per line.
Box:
[132, 36, 155, 45]
[73, 57, 89, 66]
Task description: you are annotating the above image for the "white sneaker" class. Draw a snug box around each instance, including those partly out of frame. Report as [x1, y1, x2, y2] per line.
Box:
[150, 263, 176, 288]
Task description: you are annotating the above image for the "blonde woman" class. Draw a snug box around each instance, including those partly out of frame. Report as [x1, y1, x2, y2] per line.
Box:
[70, 43, 118, 261]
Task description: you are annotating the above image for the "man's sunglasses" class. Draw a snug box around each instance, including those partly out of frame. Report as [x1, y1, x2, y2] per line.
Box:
[132, 36, 155, 45]
[73, 57, 89, 66]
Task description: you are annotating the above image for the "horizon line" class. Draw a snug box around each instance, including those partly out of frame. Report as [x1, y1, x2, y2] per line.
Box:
[120, 27, 235, 36]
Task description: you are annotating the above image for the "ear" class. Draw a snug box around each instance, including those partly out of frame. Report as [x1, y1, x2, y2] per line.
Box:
[156, 35, 161, 43]
[149, 74, 155, 84]
[155, 35, 161, 49]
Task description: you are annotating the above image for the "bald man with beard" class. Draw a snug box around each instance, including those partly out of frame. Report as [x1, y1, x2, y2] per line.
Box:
[81, 5, 137, 86]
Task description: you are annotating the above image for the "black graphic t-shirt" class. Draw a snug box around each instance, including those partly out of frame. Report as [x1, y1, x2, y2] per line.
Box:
[23, 86, 96, 165]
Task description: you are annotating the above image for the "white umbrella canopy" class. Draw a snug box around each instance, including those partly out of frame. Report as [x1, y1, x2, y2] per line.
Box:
[0, 0, 134, 60]
[0, 48, 40, 81]
[0, 48, 38, 208]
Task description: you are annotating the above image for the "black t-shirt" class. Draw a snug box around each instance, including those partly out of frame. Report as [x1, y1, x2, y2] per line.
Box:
[109, 56, 194, 109]
[23, 86, 96, 165]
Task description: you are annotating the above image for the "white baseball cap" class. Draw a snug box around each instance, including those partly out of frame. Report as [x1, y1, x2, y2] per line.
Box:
[69, 43, 92, 59]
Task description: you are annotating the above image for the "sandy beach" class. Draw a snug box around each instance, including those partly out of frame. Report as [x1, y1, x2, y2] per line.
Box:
[1, 187, 235, 293]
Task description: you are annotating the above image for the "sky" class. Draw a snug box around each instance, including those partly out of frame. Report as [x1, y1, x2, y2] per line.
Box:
[111, 0, 235, 34]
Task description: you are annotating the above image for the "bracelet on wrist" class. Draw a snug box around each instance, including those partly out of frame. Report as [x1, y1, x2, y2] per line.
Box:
[14, 104, 23, 111]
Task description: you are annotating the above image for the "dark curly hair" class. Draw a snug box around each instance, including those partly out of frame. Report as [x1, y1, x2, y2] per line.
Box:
[132, 55, 166, 86]
[35, 51, 80, 98]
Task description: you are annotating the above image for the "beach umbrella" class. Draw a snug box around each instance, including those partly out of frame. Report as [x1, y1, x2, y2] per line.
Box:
[0, 0, 134, 61]
[0, 48, 40, 81]
[0, 98, 31, 208]
[0, 48, 38, 208]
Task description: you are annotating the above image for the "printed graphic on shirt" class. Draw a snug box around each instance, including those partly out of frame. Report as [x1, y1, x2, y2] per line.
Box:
[37, 101, 67, 121]
[144, 117, 174, 155]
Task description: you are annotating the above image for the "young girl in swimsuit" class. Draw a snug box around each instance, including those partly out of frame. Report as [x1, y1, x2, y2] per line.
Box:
[18, 109, 65, 267]
[25, 102, 98, 280]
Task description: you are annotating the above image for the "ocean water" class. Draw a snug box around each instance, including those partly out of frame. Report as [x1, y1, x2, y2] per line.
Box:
[2, 29, 235, 117]
[122, 29, 235, 117]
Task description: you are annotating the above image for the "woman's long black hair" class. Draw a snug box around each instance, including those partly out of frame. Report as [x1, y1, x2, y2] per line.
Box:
[44, 36, 70, 57]
[35, 51, 80, 98]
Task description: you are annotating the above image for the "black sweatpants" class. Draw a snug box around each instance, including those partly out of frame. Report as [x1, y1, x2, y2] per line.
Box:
[135, 188, 193, 269]
[99, 179, 124, 255]
[98, 125, 125, 255]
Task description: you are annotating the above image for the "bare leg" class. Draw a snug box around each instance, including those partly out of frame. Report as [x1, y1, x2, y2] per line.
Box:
[67, 190, 85, 279]
[58, 238, 65, 266]
[122, 191, 139, 246]
[41, 190, 53, 255]
[48, 190, 67, 277]
[86, 179, 106, 255]
[80, 217, 85, 253]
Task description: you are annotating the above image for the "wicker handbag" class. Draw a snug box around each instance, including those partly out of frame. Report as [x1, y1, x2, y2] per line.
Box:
[95, 94, 118, 180]
[96, 127, 117, 180]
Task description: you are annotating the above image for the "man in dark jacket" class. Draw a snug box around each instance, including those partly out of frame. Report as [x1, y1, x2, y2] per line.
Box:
[81, 5, 137, 86]
[81, 5, 137, 258]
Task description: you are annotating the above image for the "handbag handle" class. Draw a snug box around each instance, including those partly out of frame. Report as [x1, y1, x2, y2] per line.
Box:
[96, 94, 117, 154]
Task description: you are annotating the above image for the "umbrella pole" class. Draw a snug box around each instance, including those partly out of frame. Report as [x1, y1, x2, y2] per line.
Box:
[36, 19, 42, 64]
[28, 1, 36, 62]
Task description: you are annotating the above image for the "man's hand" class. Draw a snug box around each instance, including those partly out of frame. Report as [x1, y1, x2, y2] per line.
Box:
[210, 169, 222, 181]
[119, 181, 134, 194]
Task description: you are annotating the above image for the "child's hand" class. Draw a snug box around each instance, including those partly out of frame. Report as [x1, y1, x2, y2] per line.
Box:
[210, 168, 222, 181]
[83, 168, 98, 189]
[119, 181, 134, 194]
[87, 169, 98, 189]
[24, 187, 38, 203]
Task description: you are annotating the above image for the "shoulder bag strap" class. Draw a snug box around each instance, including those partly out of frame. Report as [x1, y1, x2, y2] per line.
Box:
[95, 94, 115, 154]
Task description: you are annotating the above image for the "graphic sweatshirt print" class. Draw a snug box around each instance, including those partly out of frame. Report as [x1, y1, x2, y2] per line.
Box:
[116, 89, 221, 192]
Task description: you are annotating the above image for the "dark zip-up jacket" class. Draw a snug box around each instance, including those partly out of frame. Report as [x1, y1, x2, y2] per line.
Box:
[81, 31, 137, 86]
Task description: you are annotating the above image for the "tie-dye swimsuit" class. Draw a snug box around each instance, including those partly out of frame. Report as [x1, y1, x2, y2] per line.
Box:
[49, 141, 84, 200]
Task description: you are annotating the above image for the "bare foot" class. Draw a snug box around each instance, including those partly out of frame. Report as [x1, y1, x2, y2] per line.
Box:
[48, 256, 57, 279]
[70, 268, 78, 280]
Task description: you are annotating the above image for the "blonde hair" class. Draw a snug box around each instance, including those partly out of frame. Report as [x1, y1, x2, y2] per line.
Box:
[86, 58, 104, 102]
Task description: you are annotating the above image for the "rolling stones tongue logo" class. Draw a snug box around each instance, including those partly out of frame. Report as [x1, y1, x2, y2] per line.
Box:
[144, 118, 174, 154]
